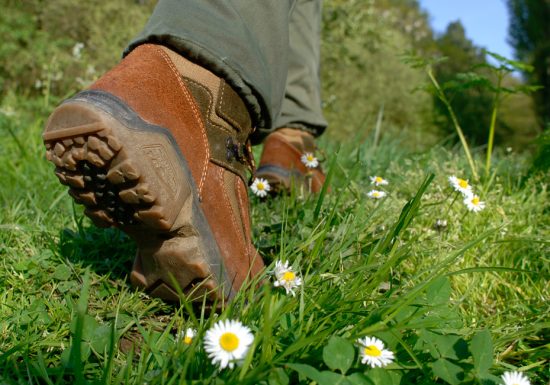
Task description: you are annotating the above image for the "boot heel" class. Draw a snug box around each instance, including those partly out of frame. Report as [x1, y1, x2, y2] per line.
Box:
[44, 91, 229, 301]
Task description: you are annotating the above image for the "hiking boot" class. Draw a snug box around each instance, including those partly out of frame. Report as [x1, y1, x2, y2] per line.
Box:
[255, 128, 326, 193]
[43, 44, 264, 302]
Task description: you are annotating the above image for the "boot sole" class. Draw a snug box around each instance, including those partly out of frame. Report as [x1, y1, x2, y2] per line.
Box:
[43, 90, 230, 302]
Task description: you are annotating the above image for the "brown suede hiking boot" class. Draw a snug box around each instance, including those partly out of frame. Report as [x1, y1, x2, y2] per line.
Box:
[255, 128, 326, 193]
[43, 44, 264, 302]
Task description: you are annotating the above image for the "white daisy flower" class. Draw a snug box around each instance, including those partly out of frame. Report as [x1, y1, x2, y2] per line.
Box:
[463, 194, 485, 212]
[448, 175, 473, 195]
[357, 336, 395, 368]
[72, 42, 85, 60]
[273, 260, 302, 296]
[204, 319, 254, 369]
[250, 177, 271, 198]
[370, 176, 389, 186]
[301, 152, 319, 168]
[179, 327, 196, 345]
[501, 371, 530, 385]
[367, 190, 387, 199]
[434, 218, 448, 231]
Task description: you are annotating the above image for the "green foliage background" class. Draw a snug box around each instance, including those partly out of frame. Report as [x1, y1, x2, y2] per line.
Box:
[321, 0, 437, 148]
[0, 0, 542, 152]
[0, 0, 155, 100]
[507, 0, 550, 126]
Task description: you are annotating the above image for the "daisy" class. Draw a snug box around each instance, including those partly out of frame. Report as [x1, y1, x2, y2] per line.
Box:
[434, 218, 448, 230]
[501, 371, 530, 385]
[463, 194, 485, 212]
[273, 260, 302, 296]
[356, 336, 395, 368]
[204, 319, 254, 369]
[301, 152, 319, 168]
[370, 176, 389, 186]
[448, 175, 473, 195]
[179, 327, 196, 345]
[367, 190, 387, 199]
[250, 177, 271, 198]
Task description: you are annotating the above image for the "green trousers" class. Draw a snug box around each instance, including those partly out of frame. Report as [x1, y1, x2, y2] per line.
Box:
[125, 0, 327, 143]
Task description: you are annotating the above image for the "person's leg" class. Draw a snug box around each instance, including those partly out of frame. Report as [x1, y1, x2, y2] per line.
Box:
[274, 0, 327, 135]
[256, 0, 327, 194]
[43, 1, 295, 302]
[126, 0, 296, 142]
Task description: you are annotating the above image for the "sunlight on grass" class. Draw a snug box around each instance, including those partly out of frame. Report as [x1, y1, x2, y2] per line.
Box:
[0, 100, 547, 383]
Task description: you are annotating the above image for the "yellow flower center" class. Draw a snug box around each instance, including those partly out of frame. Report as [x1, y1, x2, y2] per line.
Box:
[472, 197, 480, 205]
[364, 345, 382, 357]
[307, 155, 314, 161]
[183, 336, 193, 345]
[458, 179, 469, 189]
[219, 332, 239, 352]
[257, 182, 265, 190]
[282, 271, 295, 282]
[375, 177, 383, 183]
[373, 192, 380, 197]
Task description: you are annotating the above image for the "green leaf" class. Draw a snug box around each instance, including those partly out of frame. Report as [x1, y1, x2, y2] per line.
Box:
[431, 358, 463, 385]
[445, 72, 495, 92]
[418, 330, 468, 360]
[347, 372, 374, 385]
[425, 276, 452, 305]
[323, 336, 355, 374]
[484, 50, 534, 72]
[314, 147, 339, 220]
[268, 368, 289, 385]
[286, 363, 351, 385]
[89, 323, 113, 353]
[71, 314, 98, 338]
[286, 363, 323, 383]
[14, 259, 30, 272]
[479, 374, 501, 385]
[364, 368, 401, 385]
[470, 329, 493, 375]
[61, 343, 90, 368]
[53, 264, 72, 281]
[318, 371, 352, 385]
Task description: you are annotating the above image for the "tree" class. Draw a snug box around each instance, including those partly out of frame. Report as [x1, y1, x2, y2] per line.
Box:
[433, 21, 495, 145]
[507, 0, 550, 126]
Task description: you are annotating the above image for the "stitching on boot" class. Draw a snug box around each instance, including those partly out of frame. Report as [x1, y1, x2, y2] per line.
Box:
[235, 178, 252, 251]
[160, 46, 249, 136]
[221, 168, 245, 249]
[155, 46, 210, 196]
[218, 83, 241, 130]
[236, 180, 252, 257]
[183, 76, 249, 182]
[184, 77, 232, 136]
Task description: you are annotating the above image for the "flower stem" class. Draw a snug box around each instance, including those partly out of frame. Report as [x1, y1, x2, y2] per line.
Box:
[485, 72, 503, 178]
[427, 67, 479, 181]
[444, 191, 460, 217]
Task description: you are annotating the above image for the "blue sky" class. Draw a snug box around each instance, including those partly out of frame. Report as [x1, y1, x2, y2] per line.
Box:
[418, 0, 514, 61]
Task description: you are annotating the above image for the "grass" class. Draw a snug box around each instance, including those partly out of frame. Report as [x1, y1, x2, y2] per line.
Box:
[0, 95, 548, 384]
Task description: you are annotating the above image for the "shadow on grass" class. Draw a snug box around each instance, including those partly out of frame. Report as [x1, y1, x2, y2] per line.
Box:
[56, 221, 135, 281]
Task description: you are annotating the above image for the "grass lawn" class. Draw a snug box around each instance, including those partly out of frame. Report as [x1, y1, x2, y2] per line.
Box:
[0, 98, 548, 384]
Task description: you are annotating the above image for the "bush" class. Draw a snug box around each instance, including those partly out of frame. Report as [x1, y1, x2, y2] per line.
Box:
[0, 0, 155, 100]
[321, 0, 439, 148]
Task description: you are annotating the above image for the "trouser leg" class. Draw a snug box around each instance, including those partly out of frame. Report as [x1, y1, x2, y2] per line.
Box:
[274, 0, 327, 137]
[125, 0, 295, 143]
